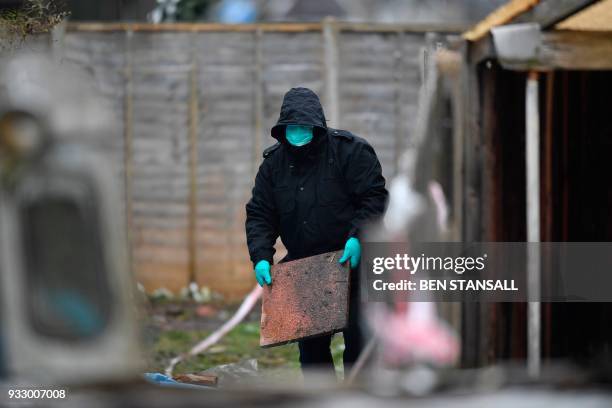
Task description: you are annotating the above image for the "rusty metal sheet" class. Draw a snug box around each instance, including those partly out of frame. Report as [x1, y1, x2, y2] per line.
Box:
[260, 250, 350, 347]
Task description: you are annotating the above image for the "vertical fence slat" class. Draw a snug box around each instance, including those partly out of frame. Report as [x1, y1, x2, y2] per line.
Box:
[393, 30, 406, 175]
[188, 34, 200, 285]
[253, 28, 264, 175]
[323, 19, 340, 128]
[124, 29, 134, 275]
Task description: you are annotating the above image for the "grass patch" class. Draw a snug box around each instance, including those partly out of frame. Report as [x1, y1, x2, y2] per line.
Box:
[148, 322, 347, 379]
[149, 322, 300, 375]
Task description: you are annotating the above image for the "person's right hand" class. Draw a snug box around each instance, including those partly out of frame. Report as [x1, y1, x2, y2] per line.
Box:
[254, 260, 272, 287]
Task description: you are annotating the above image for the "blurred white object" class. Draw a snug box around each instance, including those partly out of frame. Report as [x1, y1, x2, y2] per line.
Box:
[150, 0, 181, 23]
[0, 54, 141, 385]
[400, 365, 438, 396]
[383, 174, 425, 236]
[491, 23, 541, 62]
[1, 54, 114, 144]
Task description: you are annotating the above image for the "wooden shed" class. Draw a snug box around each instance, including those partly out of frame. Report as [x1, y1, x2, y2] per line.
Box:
[426, 0, 612, 369]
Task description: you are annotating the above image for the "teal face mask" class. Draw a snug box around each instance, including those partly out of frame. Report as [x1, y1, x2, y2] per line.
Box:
[285, 125, 313, 147]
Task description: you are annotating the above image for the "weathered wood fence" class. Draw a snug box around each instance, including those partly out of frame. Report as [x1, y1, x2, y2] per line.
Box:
[56, 22, 457, 298]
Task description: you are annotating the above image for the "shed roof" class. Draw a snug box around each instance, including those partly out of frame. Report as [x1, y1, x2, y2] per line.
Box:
[556, 0, 612, 31]
[463, 0, 603, 41]
[463, 0, 539, 41]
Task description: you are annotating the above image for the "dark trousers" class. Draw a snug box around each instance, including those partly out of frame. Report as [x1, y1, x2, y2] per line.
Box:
[298, 274, 362, 375]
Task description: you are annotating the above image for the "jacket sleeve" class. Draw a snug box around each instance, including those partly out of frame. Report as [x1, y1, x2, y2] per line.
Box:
[345, 141, 388, 238]
[245, 159, 279, 266]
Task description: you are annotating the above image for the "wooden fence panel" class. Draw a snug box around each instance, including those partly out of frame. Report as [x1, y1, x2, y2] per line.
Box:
[129, 32, 192, 293]
[61, 31, 126, 175]
[56, 24, 442, 298]
[195, 32, 257, 296]
[337, 32, 423, 176]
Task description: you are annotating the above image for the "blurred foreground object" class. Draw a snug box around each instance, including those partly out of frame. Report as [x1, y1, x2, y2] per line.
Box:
[0, 53, 141, 385]
[359, 46, 460, 394]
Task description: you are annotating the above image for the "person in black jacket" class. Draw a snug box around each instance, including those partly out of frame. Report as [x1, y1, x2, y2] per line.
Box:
[245, 87, 388, 375]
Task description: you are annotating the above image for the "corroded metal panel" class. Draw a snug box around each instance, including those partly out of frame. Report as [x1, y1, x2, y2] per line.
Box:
[260, 251, 350, 347]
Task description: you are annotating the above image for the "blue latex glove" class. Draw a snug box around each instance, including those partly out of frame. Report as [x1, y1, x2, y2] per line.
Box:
[339, 237, 361, 269]
[254, 260, 272, 286]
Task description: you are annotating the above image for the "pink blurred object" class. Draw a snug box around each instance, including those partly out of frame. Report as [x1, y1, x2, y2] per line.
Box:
[428, 181, 449, 234]
[369, 303, 459, 367]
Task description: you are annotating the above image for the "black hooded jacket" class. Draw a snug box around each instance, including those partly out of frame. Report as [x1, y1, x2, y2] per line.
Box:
[245, 87, 388, 265]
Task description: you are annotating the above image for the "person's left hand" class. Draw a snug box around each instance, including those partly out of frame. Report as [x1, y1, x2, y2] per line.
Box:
[339, 237, 361, 269]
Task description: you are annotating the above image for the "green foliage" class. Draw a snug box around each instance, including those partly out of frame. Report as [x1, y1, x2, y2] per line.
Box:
[0, 0, 69, 48]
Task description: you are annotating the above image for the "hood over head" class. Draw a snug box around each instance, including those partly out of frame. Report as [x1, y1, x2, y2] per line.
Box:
[271, 87, 327, 144]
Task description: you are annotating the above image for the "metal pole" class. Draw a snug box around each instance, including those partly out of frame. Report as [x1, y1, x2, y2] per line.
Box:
[526, 71, 541, 378]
